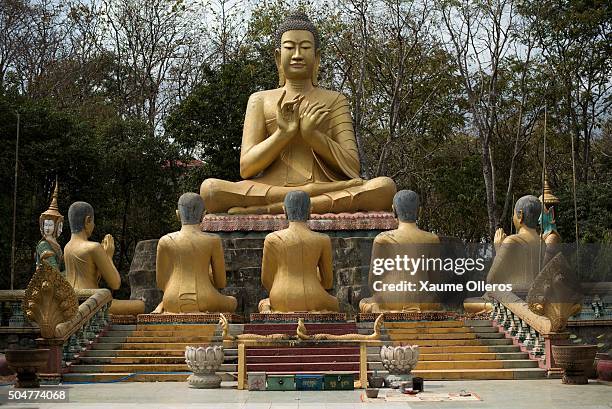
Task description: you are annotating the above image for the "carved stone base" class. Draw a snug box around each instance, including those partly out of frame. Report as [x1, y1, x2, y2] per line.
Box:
[250, 312, 347, 323]
[137, 313, 243, 324]
[358, 312, 458, 322]
[110, 314, 137, 324]
[187, 372, 222, 389]
[202, 212, 396, 232]
[384, 374, 413, 389]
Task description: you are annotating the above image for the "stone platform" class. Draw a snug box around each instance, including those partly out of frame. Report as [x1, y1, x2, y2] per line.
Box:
[137, 313, 243, 324]
[201, 211, 396, 232]
[250, 312, 347, 323]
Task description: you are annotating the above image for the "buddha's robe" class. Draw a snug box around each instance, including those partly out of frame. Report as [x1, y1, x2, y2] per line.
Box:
[201, 88, 395, 213]
[155, 230, 237, 313]
[260, 225, 339, 312]
[486, 235, 546, 291]
[360, 230, 442, 313]
[65, 241, 121, 290]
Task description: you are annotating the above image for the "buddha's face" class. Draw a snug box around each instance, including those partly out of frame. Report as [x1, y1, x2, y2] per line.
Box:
[276, 30, 319, 81]
[43, 219, 55, 237]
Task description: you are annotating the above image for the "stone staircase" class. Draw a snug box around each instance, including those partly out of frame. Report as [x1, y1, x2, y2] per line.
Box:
[63, 319, 545, 382]
[375, 319, 545, 380]
[63, 324, 236, 382]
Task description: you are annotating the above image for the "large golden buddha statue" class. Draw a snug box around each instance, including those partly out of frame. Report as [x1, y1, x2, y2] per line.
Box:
[64, 201, 145, 315]
[258, 191, 339, 312]
[153, 193, 237, 314]
[359, 190, 442, 313]
[200, 12, 396, 215]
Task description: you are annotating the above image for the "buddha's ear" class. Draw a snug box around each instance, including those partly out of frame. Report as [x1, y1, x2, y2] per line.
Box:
[175, 210, 181, 223]
[517, 209, 524, 224]
[312, 49, 321, 87]
[275, 48, 285, 87]
[282, 204, 287, 218]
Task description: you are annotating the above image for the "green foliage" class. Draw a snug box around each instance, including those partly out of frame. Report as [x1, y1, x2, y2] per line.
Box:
[165, 57, 277, 191]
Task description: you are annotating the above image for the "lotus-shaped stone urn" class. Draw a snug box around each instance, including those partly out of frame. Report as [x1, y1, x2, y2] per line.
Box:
[185, 346, 224, 388]
[551, 344, 597, 385]
[380, 345, 419, 388]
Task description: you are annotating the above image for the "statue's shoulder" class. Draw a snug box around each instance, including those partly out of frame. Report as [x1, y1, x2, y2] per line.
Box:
[312, 230, 332, 243]
[374, 231, 400, 244]
[248, 89, 280, 103]
[312, 88, 348, 107]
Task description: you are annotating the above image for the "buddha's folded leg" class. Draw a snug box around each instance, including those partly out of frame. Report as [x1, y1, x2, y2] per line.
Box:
[310, 176, 396, 213]
[201, 178, 272, 213]
[226, 177, 396, 215]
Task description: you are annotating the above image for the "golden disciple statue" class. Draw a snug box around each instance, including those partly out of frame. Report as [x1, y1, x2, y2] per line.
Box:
[359, 190, 442, 313]
[486, 195, 545, 289]
[36, 179, 64, 272]
[64, 201, 145, 315]
[200, 12, 396, 215]
[153, 193, 237, 314]
[464, 195, 545, 314]
[258, 191, 339, 312]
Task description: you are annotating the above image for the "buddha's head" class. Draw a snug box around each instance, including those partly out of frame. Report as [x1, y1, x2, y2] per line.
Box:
[283, 190, 311, 222]
[177, 192, 205, 225]
[39, 179, 64, 239]
[275, 11, 320, 87]
[68, 201, 95, 238]
[513, 195, 541, 232]
[392, 190, 419, 223]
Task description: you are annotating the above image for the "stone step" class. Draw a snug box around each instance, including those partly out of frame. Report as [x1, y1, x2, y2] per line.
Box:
[83, 349, 237, 357]
[386, 326, 500, 334]
[76, 356, 238, 364]
[382, 321, 466, 329]
[414, 360, 538, 370]
[92, 342, 215, 350]
[415, 345, 521, 353]
[62, 372, 237, 383]
[62, 367, 545, 383]
[67, 363, 236, 373]
[418, 352, 529, 361]
[246, 347, 360, 356]
[392, 338, 513, 346]
[246, 354, 359, 364]
[97, 336, 217, 343]
[410, 368, 546, 380]
[246, 362, 360, 372]
[387, 332, 504, 340]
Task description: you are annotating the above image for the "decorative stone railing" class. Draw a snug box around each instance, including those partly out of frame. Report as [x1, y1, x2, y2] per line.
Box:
[488, 292, 570, 371]
[1, 261, 113, 383]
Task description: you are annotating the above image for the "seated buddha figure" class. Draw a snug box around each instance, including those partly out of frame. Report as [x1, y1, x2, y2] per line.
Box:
[201, 12, 396, 215]
[153, 193, 237, 314]
[259, 191, 339, 312]
[464, 195, 545, 313]
[359, 190, 442, 313]
[64, 202, 145, 315]
[36, 180, 64, 272]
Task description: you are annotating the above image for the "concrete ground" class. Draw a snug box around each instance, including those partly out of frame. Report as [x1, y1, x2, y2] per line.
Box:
[1, 380, 610, 409]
